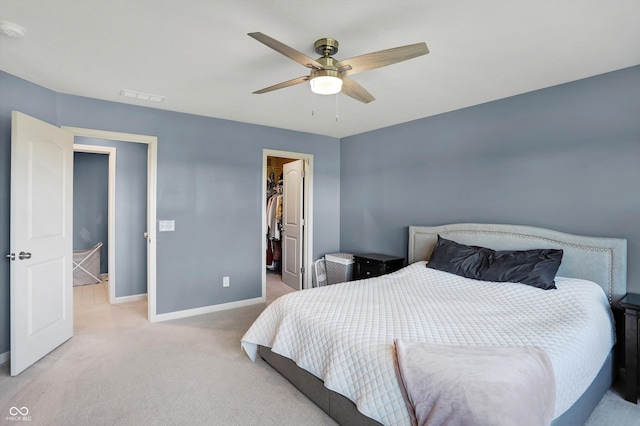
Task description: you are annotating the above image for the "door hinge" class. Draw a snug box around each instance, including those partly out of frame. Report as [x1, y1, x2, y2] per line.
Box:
[301, 267, 305, 274]
[301, 170, 305, 178]
[301, 218, 304, 226]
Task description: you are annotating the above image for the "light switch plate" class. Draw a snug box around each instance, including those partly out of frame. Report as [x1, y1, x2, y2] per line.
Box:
[159, 220, 175, 232]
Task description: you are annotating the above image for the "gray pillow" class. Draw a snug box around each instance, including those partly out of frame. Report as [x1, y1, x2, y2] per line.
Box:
[426, 235, 563, 290]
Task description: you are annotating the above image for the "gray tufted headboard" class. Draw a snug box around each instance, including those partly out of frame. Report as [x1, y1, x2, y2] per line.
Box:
[408, 223, 627, 307]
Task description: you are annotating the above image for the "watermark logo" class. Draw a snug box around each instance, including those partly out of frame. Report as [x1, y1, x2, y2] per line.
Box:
[6, 406, 31, 422]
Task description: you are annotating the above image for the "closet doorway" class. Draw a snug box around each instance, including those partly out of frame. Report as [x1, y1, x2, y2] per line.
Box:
[263, 149, 314, 301]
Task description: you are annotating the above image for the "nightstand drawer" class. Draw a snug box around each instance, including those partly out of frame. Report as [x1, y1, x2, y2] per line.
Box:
[359, 263, 384, 279]
[353, 253, 404, 280]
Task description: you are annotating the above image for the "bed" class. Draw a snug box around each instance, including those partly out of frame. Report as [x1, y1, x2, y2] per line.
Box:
[241, 223, 627, 425]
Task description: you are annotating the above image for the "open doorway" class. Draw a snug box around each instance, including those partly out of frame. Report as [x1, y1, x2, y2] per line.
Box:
[72, 137, 148, 304]
[72, 149, 113, 311]
[265, 156, 296, 301]
[263, 149, 314, 304]
[66, 126, 158, 322]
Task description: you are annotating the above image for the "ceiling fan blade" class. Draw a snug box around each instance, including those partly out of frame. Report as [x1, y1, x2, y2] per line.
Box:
[336, 42, 429, 76]
[253, 76, 310, 94]
[248, 32, 324, 69]
[341, 76, 375, 104]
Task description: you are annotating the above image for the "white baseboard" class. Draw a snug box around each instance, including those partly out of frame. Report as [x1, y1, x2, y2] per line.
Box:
[153, 297, 265, 322]
[0, 350, 9, 366]
[114, 293, 147, 304]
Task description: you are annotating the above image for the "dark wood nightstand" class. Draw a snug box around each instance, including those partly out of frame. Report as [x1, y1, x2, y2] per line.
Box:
[353, 253, 404, 280]
[620, 293, 640, 404]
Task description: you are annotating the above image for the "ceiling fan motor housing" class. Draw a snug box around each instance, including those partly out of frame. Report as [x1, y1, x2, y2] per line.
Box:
[314, 38, 339, 56]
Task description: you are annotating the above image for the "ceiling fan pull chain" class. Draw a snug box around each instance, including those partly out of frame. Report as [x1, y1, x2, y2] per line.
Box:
[311, 92, 316, 116]
[335, 93, 339, 122]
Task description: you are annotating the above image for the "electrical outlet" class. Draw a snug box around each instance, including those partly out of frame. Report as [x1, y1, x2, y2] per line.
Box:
[223, 276, 230, 287]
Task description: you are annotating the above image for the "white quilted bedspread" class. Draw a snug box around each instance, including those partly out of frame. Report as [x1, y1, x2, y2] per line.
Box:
[241, 262, 614, 425]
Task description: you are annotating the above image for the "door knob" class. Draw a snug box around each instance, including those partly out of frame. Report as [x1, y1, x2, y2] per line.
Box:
[18, 251, 32, 260]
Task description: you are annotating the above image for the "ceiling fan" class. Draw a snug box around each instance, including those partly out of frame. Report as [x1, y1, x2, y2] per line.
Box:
[248, 32, 429, 104]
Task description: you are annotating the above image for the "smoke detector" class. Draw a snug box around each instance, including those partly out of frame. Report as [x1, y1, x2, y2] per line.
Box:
[0, 21, 26, 39]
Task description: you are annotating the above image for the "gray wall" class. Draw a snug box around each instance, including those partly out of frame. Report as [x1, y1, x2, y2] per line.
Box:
[73, 152, 109, 274]
[0, 70, 341, 355]
[340, 66, 640, 294]
[74, 138, 148, 297]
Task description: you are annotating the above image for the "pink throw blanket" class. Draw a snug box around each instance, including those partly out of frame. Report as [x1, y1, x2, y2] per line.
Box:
[394, 340, 556, 426]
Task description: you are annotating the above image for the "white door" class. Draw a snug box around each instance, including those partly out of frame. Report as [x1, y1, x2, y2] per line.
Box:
[281, 160, 304, 290]
[9, 111, 74, 376]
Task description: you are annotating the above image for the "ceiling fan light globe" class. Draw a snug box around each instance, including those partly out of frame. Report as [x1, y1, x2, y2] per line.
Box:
[310, 76, 343, 95]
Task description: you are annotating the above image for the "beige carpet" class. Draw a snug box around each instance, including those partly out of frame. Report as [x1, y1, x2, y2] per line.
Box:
[0, 282, 638, 425]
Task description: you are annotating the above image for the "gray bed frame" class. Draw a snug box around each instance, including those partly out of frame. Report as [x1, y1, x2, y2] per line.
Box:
[259, 223, 627, 425]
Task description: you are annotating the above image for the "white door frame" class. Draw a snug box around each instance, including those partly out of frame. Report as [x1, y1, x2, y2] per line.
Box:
[63, 127, 158, 322]
[73, 145, 117, 304]
[262, 149, 313, 295]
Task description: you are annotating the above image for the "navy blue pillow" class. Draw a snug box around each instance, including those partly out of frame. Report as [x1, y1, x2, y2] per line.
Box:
[426, 236, 563, 290]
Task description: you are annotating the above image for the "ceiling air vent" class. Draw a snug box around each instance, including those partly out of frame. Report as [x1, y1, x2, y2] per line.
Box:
[120, 89, 165, 103]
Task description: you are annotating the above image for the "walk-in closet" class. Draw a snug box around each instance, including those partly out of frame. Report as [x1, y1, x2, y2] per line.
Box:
[265, 156, 298, 302]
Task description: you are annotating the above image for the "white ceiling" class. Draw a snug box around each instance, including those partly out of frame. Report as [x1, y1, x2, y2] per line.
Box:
[1, 0, 639, 138]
